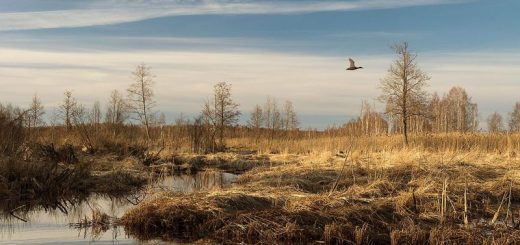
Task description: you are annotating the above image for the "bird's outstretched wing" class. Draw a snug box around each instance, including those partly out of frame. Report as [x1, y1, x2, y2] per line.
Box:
[348, 58, 356, 69]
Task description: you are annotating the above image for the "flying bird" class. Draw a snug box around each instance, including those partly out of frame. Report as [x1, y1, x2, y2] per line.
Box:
[346, 58, 363, 70]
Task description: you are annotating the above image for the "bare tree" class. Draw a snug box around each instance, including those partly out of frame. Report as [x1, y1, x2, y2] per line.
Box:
[429, 92, 442, 132]
[508, 102, 520, 132]
[127, 64, 156, 140]
[58, 90, 78, 130]
[444, 87, 478, 132]
[428, 87, 479, 133]
[89, 100, 102, 126]
[263, 96, 281, 143]
[359, 100, 387, 136]
[156, 112, 167, 143]
[202, 82, 240, 150]
[27, 93, 45, 132]
[487, 112, 504, 133]
[248, 104, 264, 141]
[71, 103, 96, 152]
[248, 105, 264, 129]
[105, 89, 128, 125]
[379, 42, 430, 145]
[281, 100, 299, 131]
[201, 101, 217, 150]
[171, 113, 189, 152]
[157, 112, 166, 126]
[189, 114, 214, 153]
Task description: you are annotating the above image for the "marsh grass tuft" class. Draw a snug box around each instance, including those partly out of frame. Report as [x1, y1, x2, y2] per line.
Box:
[121, 150, 520, 243]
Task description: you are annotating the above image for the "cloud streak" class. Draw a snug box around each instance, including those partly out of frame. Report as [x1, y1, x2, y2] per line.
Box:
[0, 0, 464, 31]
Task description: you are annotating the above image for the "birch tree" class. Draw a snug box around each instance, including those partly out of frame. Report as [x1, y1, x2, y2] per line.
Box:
[248, 104, 264, 141]
[487, 112, 504, 133]
[127, 64, 155, 140]
[248, 104, 264, 129]
[105, 89, 128, 125]
[263, 96, 281, 142]
[89, 101, 102, 125]
[379, 42, 430, 145]
[59, 90, 77, 130]
[281, 100, 299, 131]
[509, 102, 520, 132]
[27, 93, 45, 131]
[202, 82, 240, 150]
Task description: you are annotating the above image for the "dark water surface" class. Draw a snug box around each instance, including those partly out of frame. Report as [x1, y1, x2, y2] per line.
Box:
[0, 170, 238, 244]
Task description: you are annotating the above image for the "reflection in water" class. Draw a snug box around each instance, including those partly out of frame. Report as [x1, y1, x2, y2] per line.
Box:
[0, 170, 237, 244]
[158, 170, 238, 193]
[0, 195, 135, 244]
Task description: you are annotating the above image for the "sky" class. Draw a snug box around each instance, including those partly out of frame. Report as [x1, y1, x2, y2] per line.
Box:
[0, 0, 519, 129]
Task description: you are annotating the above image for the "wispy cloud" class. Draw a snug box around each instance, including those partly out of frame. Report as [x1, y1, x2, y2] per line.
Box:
[0, 0, 464, 31]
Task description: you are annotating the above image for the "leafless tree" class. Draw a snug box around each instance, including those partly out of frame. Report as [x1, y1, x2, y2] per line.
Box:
[105, 89, 128, 125]
[127, 63, 156, 140]
[248, 104, 264, 141]
[281, 100, 299, 131]
[27, 93, 45, 132]
[89, 100, 102, 126]
[157, 112, 166, 126]
[359, 100, 387, 136]
[445, 87, 478, 132]
[202, 82, 240, 150]
[428, 87, 479, 133]
[379, 42, 430, 145]
[248, 104, 264, 129]
[508, 102, 520, 132]
[189, 114, 213, 153]
[58, 90, 78, 130]
[487, 112, 504, 133]
[263, 96, 281, 144]
[171, 113, 189, 152]
[71, 103, 95, 152]
[157, 112, 167, 141]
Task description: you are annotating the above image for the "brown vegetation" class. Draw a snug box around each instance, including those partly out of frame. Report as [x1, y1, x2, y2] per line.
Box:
[121, 150, 520, 244]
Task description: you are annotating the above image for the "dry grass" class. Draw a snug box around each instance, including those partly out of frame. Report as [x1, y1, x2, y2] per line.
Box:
[121, 149, 520, 244]
[225, 132, 520, 155]
[31, 124, 520, 156]
[8, 125, 520, 243]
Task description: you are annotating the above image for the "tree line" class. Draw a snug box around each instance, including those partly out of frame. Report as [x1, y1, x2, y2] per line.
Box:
[2, 43, 520, 151]
[0, 63, 301, 153]
[342, 42, 520, 145]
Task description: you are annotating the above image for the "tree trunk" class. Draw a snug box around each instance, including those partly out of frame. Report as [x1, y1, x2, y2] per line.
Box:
[141, 78, 151, 140]
[403, 114, 409, 146]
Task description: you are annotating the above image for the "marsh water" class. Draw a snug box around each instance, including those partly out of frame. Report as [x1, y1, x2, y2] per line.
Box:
[0, 170, 238, 244]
